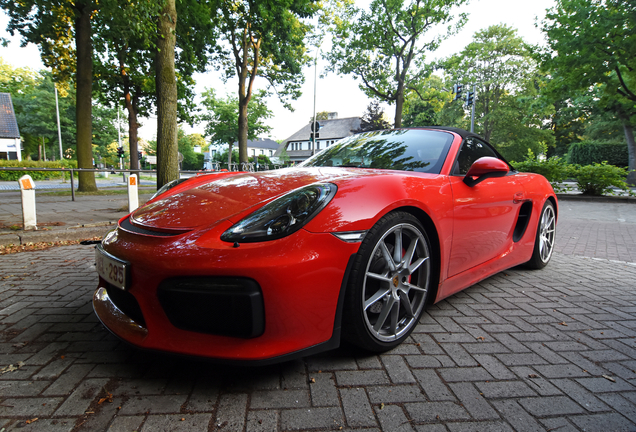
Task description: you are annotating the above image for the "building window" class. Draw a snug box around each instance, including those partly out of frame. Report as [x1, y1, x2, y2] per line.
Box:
[260, 149, 264, 155]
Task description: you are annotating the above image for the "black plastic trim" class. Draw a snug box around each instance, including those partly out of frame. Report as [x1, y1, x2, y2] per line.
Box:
[120, 217, 184, 237]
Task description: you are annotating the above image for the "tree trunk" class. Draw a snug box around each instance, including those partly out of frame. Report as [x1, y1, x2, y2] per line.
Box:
[125, 89, 140, 171]
[623, 120, 636, 185]
[238, 98, 249, 164]
[394, 87, 404, 128]
[155, 0, 178, 189]
[75, 4, 97, 192]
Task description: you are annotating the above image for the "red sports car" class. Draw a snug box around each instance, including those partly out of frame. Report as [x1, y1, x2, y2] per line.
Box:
[93, 127, 557, 363]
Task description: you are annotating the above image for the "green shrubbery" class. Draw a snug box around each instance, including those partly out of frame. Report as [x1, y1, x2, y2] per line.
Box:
[0, 160, 77, 181]
[512, 151, 634, 196]
[567, 141, 628, 167]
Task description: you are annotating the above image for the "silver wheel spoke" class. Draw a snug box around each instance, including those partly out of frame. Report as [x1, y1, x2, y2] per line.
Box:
[390, 301, 399, 335]
[373, 296, 395, 333]
[367, 272, 391, 282]
[393, 227, 403, 263]
[364, 287, 390, 311]
[379, 241, 397, 272]
[399, 290, 414, 318]
[408, 256, 428, 274]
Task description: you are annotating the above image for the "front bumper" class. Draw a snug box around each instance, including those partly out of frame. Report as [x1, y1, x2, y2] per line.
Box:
[93, 223, 360, 362]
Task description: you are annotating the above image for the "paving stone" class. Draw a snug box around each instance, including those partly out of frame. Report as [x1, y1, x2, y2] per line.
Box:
[106, 415, 144, 432]
[412, 369, 455, 401]
[575, 376, 636, 393]
[438, 367, 492, 382]
[246, 410, 279, 432]
[374, 404, 415, 432]
[340, 387, 377, 427]
[141, 413, 212, 431]
[492, 399, 545, 432]
[446, 420, 514, 432]
[551, 378, 610, 413]
[119, 394, 188, 415]
[250, 389, 310, 409]
[280, 407, 344, 430]
[367, 385, 426, 403]
[518, 396, 586, 416]
[335, 369, 390, 386]
[448, 382, 499, 420]
[381, 355, 416, 383]
[53, 377, 108, 416]
[476, 380, 538, 399]
[569, 412, 636, 431]
[405, 401, 470, 422]
[309, 372, 339, 407]
[214, 393, 248, 432]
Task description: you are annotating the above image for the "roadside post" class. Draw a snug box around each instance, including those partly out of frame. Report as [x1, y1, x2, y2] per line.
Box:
[128, 174, 139, 213]
[18, 175, 37, 230]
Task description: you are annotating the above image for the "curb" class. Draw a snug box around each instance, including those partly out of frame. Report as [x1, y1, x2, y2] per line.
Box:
[0, 223, 116, 246]
[556, 193, 636, 204]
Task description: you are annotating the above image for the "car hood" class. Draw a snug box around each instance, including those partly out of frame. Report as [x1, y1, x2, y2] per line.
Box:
[130, 168, 379, 231]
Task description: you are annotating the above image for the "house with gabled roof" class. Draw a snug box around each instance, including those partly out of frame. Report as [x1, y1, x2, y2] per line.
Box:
[275, 113, 361, 163]
[0, 93, 22, 161]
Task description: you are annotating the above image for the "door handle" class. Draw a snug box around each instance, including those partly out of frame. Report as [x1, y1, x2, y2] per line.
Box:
[513, 192, 525, 204]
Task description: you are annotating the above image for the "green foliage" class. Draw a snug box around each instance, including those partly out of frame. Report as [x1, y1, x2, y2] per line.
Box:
[200, 89, 272, 145]
[0, 160, 76, 181]
[356, 100, 392, 132]
[572, 163, 633, 196]
[325, 0, 468, 126]
[441, 24, 554, 156]
[512, 150, 571, 191]
[567, 142, 629, 167]
[178, 128, 205, 170]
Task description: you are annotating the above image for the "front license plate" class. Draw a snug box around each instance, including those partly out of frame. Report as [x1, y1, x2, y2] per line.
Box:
[95, 245, 130, 290]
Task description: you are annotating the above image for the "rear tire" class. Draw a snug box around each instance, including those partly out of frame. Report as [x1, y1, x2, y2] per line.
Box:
[343, 211, 432, 352]
[525, 200, 556, 269]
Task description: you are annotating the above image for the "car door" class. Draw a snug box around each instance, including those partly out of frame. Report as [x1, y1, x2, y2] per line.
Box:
[448, 137, 525, 277]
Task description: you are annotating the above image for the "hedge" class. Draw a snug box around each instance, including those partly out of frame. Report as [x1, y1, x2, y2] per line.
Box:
[567, 141, 628, 167]
[0, 160, 77, 181]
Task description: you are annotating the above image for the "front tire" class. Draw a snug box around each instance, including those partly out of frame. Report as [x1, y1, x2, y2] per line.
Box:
[343, 212, 432, 352]
[525, 200, 556, 269]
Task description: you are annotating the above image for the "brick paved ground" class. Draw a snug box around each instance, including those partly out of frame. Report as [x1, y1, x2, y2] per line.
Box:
[0, 215, 635, 430]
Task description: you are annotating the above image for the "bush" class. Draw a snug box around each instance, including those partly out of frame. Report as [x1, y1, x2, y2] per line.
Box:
[567, 141, 628, 167]
[512, 150, 572, 192]
[0, 160, 77, 181]
[571, 162, 634, 196]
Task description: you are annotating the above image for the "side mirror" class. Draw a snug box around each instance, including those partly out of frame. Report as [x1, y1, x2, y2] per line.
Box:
[463, 157, 509, 187]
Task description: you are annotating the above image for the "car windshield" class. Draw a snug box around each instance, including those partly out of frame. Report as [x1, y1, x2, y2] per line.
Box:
[300, 129, 454, 174]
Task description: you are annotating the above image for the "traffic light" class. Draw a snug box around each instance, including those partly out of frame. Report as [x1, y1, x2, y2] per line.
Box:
[138, 151, 142, 160]
[466, 91, 475, 106]
[117, 147, 124, 158]
[453, 84, 463, 101]
[310, 132, 320, 141]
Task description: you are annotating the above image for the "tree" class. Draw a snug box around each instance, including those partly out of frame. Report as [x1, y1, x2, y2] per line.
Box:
[309, 111, 331, 122]
[212, 0, 318, 164]
[325, 0, 468, 127]
[402, 75, 453, 127]
[356, 100, 392, 132]
[540, 0, 636, 183]
[156, 0, 179, 188]
[200, 88, 272, 167]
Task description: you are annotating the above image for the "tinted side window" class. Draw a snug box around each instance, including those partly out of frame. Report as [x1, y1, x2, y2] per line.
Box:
[453, 137, 499, 175]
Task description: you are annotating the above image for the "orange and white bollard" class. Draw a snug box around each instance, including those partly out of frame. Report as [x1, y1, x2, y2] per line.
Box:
[128, 174, 139, 213]
[19, 175, 37, 230]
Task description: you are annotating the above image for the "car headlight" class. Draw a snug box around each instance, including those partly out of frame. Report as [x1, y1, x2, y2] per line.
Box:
[150, 178, 188, 200]
[221, 183, 337, 243]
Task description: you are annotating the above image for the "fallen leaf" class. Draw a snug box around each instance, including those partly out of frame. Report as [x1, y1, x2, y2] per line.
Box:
[528, 374, 538, 378]
[476, 336, 485, 341]
[559, 322, 567, 326]
[181, 418, 185, 421]
[309, 378, 316, 383]
[602, 375, 616, 382]
[380, 403, 384, 410]
[25, 418, 38, 424]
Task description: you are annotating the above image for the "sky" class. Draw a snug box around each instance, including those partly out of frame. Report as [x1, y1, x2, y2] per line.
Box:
[0, 0, 556, 143]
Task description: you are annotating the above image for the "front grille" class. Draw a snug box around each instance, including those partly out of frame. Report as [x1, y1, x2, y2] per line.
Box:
[106, 284, 146, 327]
[157, 277, 265, 339]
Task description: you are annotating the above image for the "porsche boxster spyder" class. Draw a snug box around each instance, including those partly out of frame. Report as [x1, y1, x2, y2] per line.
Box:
[93, 127, 557, 363]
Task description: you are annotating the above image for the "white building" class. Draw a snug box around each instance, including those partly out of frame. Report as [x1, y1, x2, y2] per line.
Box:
[276, 114, 361, 163]
[0, 93, 22, 161]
